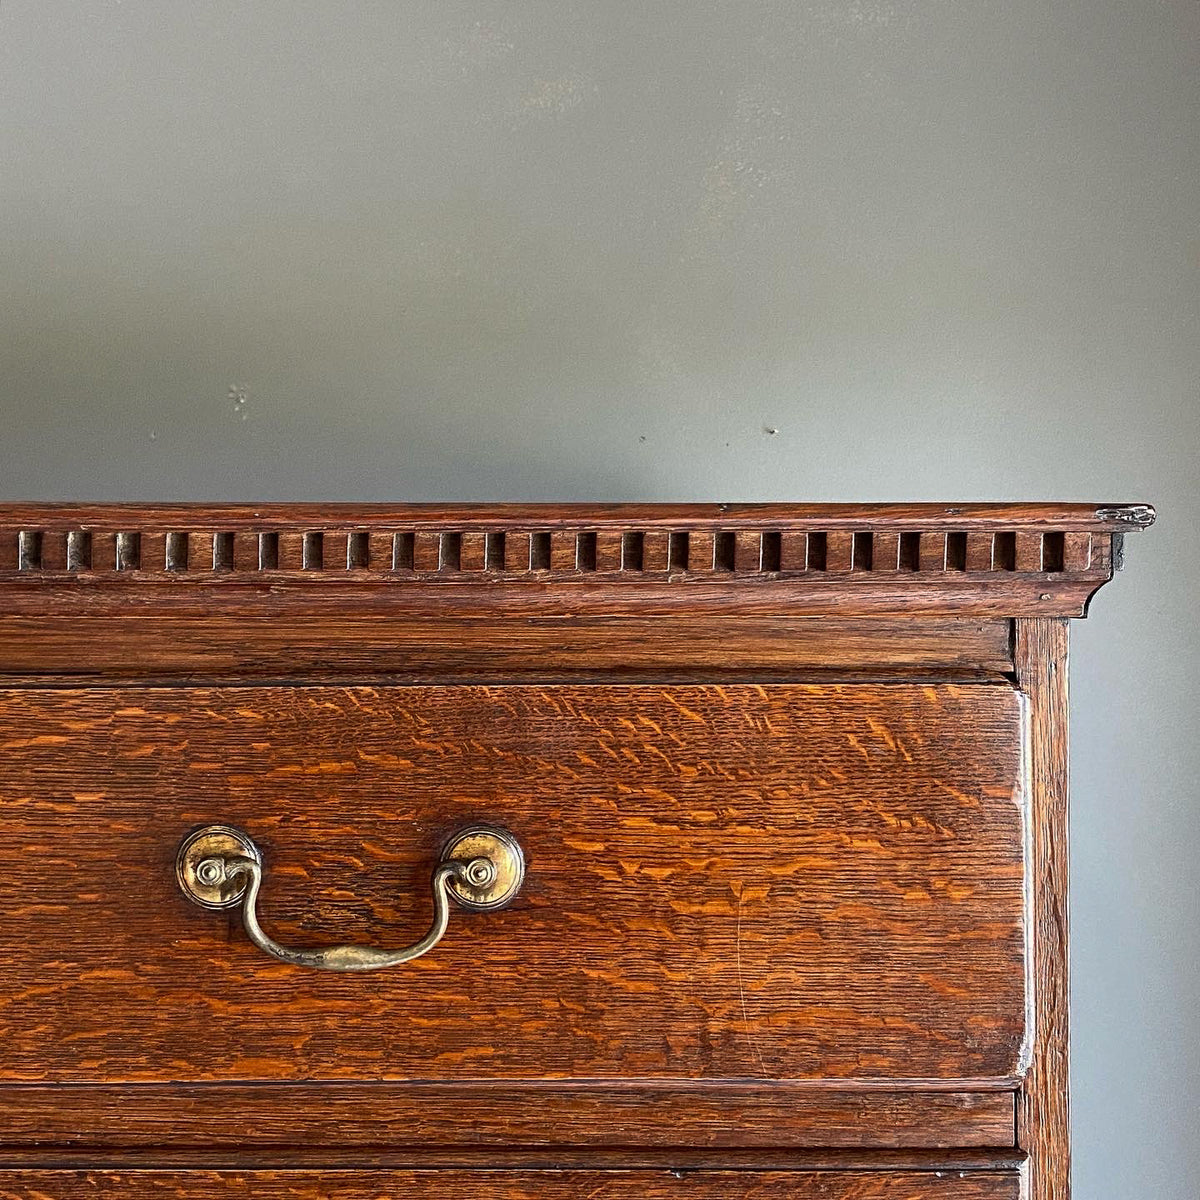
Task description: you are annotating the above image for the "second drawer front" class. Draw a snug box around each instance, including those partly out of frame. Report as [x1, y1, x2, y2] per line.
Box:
[0, 683, 1026, 1086]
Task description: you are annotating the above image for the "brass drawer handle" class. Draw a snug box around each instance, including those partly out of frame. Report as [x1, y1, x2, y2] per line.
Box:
[175, 824, 524, 972]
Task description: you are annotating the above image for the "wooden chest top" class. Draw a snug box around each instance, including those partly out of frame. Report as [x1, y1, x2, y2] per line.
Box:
[0, 502, 1153, 1200]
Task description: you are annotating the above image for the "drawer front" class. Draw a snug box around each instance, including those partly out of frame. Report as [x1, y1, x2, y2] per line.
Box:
[0, 683, 1027, 1086]
[0, 1171, 1024, 1199]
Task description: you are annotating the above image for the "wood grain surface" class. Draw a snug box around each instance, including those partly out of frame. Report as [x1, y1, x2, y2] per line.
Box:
[0, 503, 1153, 1185]
[0, 1147, 1026, 1173]
[0, 615, 1015, 683]
[0, 500, 1155, 530]
[1015, 621, 1071, 1200]
[0, 683, 1027, 1087]
[0, 1169, 1023, 1199]
[0, 501, 1152, 619]
[0, 1083, 1015, 1151]
[0, 575, 1115, 620]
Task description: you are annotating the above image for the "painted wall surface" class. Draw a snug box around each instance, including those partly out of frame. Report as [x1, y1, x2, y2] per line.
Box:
[1, 4, 1196, 1193]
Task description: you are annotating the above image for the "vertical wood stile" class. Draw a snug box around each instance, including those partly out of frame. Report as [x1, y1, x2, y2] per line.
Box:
[1015, 532, 1045, 572]
[368, 532, 395, 571]
[231, 532, 260, 572]
[276, 533, 304, 571]
[185, 532, 214, 573]
[39, 533, 67, 572]
[460, 533, 487, 573]
[91, 533, 118, 572]
[412, 533, 441, 573]
[918, 532, 947, 571]
[550, 532, 578, 573]
[139, 532, 167, 573]
[504, 533, 533, 573]
[825, 531, 854, 572]
[1062, 534, 1092, 572]
[779, 532, 808, 571]
[687, 531, 716, 572]
[642, 531, 670, 572]
[872, 533, 900, 571]
[734, 531, 761, 572]
[1015, 618, 1071, 1200]
[594, 532, 623, 573]
[319, 532, 346, 571]
[965, 533, 995, 571]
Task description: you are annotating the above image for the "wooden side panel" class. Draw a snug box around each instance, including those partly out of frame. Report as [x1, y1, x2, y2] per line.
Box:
[1015, 619, 1071, 1200]
[0, 684, 1027, 1088]
[0, 1170, 1023, 1200]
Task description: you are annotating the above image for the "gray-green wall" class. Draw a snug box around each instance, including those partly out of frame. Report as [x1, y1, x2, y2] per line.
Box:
[1, 4, 1195, 1194]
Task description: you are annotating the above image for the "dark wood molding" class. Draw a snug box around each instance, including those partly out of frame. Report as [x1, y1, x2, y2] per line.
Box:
[0, 1084, 1014, 1152]
[0, 502, 1153, 619]
[0, 502, 1159, 530]
[0, 1148, 1028, 1173]
[0, 614, 1016, 683]
[0, 1169, 1024, 1199]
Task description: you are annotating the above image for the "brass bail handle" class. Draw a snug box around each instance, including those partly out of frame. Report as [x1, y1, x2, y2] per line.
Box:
[175, 824, 525, 972]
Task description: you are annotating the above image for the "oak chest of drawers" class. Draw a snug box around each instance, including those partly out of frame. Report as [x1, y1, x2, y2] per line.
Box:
[0, 502, 1153, 1200]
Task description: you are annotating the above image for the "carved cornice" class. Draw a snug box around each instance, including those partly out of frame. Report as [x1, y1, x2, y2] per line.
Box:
[0, 503, 1153, 618]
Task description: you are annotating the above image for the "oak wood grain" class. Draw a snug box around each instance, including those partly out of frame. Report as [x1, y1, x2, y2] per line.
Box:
[0, 503, 1153, 619]
[0, 574, 1116, 619]
[0, 1148, 1027, 1173]
[0, 684, 1026, 1088]
[0, 501, 1155, 1183]
[0, 1170, 1023, 1199]
[0, 1084, 1015, 1151]
[0, 616, 1015, 682]
[1015, 621, 1070, 1200]
[0, 500, 1155, 530]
